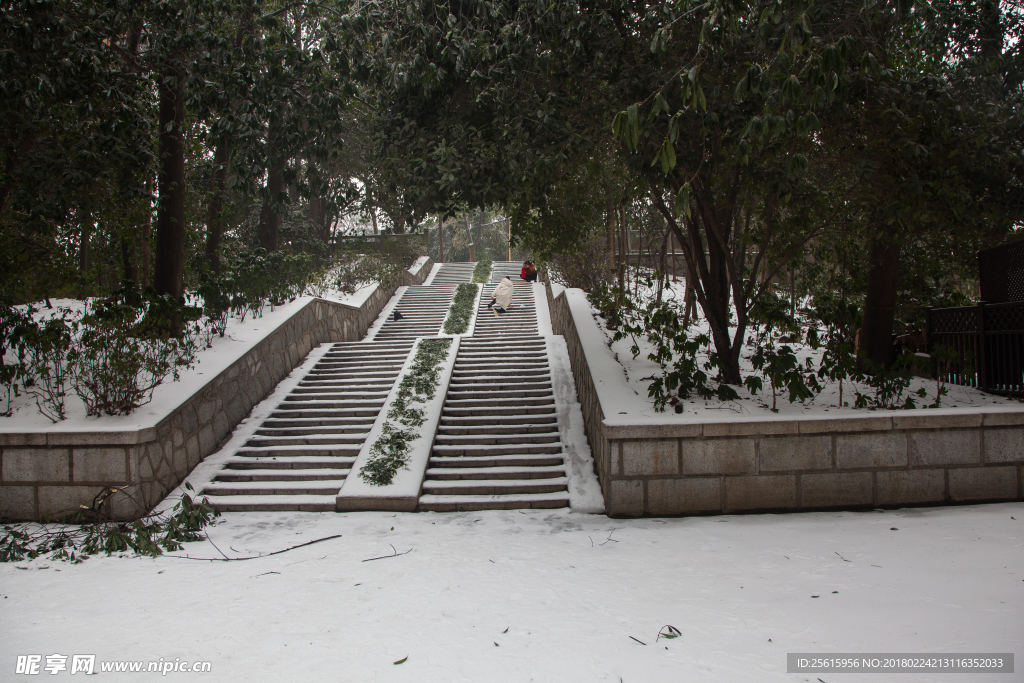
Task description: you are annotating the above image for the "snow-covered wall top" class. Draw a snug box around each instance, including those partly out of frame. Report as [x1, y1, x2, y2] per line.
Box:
[556, 287, 1024, 433]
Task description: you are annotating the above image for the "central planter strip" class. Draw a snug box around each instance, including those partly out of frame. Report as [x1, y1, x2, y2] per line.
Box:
[442, 283, 480, 335]
[336, 336, 460, 511]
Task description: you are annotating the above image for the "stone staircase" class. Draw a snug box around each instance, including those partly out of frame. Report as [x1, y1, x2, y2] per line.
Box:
[199, 260, 571, 514]
[426, 262, 476, 286]
[418, 266, 569, 511]
[372, 285, 456, 342]
[201, 341, 413, 511]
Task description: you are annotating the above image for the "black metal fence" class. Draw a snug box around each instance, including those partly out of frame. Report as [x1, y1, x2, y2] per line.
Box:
[927, 301, 1024, 396]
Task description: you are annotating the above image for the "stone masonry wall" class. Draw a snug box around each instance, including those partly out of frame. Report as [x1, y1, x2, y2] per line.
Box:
[546, 283, 1024, 517]
[0, 259, 433, 521]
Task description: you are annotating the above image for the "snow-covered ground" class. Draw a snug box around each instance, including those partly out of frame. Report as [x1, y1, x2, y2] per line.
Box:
[1, 503, 1020, 681]
[571, 280, 1013, 420]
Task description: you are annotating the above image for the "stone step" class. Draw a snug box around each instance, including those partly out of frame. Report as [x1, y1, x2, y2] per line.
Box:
[204, 494, 337, 512]
[434, 433, 560, 446]
[442, 397, 555, 409]
[436, 422, 558, 435]
[421, 477, 568, 495]
[261, 417, 375, 427]
[203, 480, 346, 496]
[432, 442, 562, 457]
[215, 468, 350, 482]
[429, 452, 564, 468]
[440, 414, 557, 427]
[283, 391, 389, 400]
[268, 410, 381, 419]
[451, 369, 550, 378]
[245, 434, 367, 447]
[272, 401, 385, 411]
[417, 492, 569, 512]
[236, 445, 362, 457]
[445, 389, 554, 400]
[223, 455, 355, 469]
[442, 405, 556, 418]
[425, 465, 565, 480]
[255, 426, 370, 436]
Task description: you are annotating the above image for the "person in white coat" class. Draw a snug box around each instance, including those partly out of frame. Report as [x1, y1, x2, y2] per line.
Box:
[487, 277, 514, 316]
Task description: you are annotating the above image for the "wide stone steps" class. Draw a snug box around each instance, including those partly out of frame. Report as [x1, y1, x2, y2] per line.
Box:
[427, 263, 477, 286]
[420, 321, 568, 511]
[203, 339, 414, 512]
[203, 262, 575, 515]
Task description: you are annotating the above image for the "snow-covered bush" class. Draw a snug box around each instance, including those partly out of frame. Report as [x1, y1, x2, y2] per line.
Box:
[589, 282, 732, 411]
[71, 293, 199, 417]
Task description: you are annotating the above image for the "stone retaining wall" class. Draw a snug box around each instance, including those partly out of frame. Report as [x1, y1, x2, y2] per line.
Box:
[0, 258, 433, 521]
[546, 284, 1024, 517]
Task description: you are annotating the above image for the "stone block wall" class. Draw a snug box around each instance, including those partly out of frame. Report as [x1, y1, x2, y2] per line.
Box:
[547, 284, 1024, 517]
[0, 258, 433, 521]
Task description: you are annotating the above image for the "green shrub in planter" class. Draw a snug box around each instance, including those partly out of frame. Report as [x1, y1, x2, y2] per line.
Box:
[72, 291, 199, 417]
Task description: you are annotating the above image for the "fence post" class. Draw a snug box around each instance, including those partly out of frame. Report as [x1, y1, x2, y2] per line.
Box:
[977, 302, 987, 391]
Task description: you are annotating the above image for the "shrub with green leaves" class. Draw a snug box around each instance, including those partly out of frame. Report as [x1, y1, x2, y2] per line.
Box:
[0, 484, 219, 563]
[72, 291, 199, 417]
[589, 282, 726, 411]
[443, 283, 479, 334]
[472, 257, 493, 283]
[361, 338, 452, 486]
[746, 294, 821, 411]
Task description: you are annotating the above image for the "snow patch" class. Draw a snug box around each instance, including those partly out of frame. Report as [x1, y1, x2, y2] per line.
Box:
[546, 335, 604, 514]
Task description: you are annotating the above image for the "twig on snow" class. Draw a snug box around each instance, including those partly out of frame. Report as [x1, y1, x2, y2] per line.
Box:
[835, 551, 851, 562]
[600, 529, 618, 546]
[362, 544, 413, 562]
[629, 636, 647, 645]
[166, 534, 342, 561]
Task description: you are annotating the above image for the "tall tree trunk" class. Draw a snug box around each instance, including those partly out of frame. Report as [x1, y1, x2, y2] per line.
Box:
[121, 235, 137, 289]
[606, 205, 616, 275]
[141, 181, 152, 289]
[154, 60, 187, 303]
[78, 210, 91, 299]
[309, 196, 328, 243]
[438, 217, 444, 262]
[652, 193, 744, 385]
[370, 209, 378, 235]
[205, 143, 228, 273]
[258, 118, 284, 252]
[617, 203, 626, 299]
[858, 237, 901, 368]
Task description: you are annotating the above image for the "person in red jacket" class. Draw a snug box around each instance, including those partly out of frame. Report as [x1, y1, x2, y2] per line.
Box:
[520, 260, 537, 282]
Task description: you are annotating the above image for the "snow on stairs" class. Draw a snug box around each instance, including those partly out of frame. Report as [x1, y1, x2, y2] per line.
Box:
[427, 262, 476, 286]
[372, 285, 456, 341]
[418, 272, 568, 511]
[201, 340, 414, 512]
